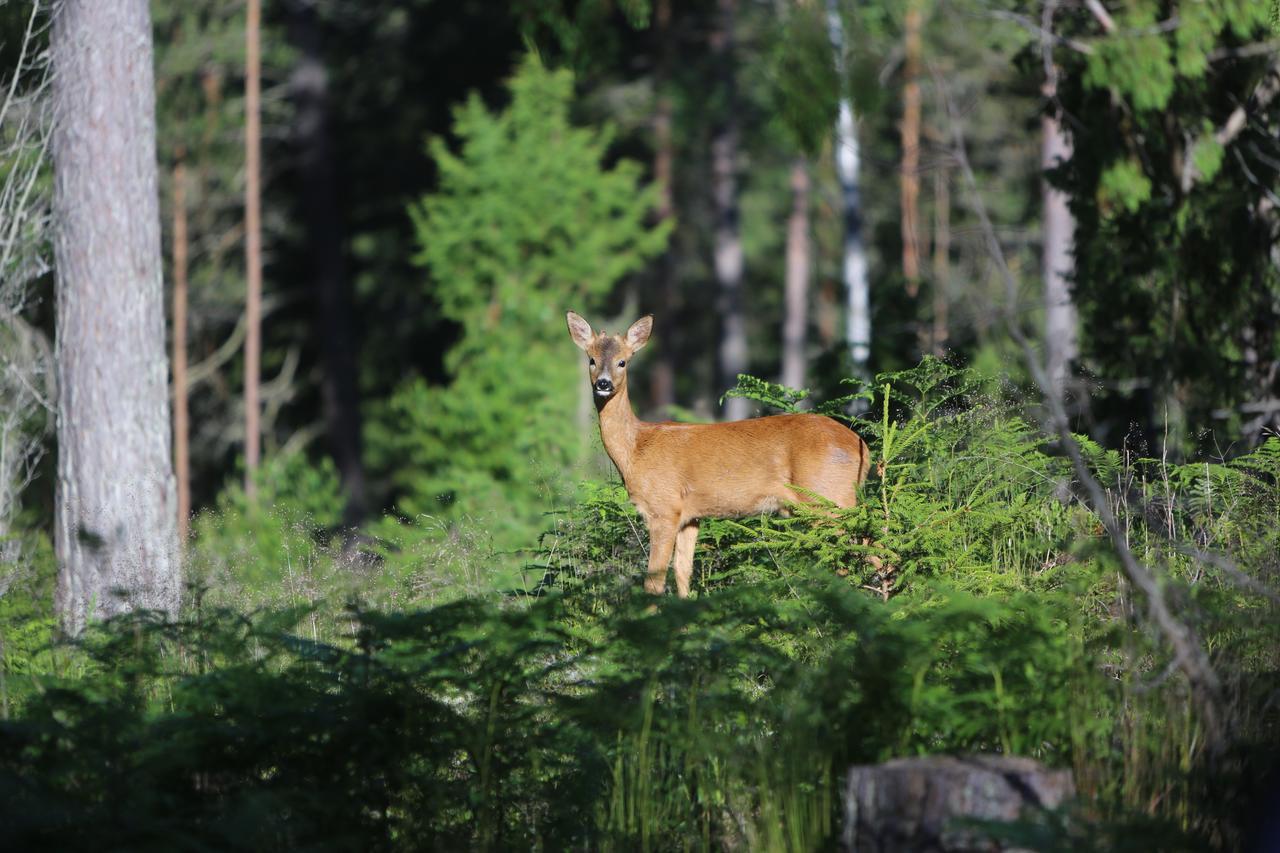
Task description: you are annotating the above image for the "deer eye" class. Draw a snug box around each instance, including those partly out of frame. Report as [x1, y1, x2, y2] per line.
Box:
[588, 358, 595, 366]
[617, 360, 626, 368]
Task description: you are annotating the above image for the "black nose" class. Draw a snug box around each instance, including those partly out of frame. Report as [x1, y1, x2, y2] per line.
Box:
[594, 378, 614, 393]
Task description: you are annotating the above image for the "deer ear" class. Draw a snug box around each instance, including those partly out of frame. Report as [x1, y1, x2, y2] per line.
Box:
[626, 315, 653, 351]
[566, 311, 594, 351]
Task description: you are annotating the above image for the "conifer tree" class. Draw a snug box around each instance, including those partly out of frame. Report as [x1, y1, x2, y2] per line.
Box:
[374, 55, 669, 549]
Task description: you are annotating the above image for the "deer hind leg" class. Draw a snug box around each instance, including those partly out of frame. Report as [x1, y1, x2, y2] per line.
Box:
[644, 519, 679, 595]
[672, 522, 700, 598]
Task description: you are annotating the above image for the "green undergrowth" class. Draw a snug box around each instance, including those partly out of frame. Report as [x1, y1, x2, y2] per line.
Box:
[0, 361, 1276, 849]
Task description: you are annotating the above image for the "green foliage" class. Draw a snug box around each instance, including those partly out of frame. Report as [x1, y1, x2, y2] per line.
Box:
[764, 2, 840, 156]
[2, 362, 1278, 849]
[1057, 0, 1280, 450]
[0, 530, 57, 697]
[370, 53, 669, 553]
[1097, 159, 1153, 215]
[189, 453, 344, 591]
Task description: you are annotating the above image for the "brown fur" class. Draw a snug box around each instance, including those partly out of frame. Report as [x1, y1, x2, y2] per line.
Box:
[567, 312, 871, 597]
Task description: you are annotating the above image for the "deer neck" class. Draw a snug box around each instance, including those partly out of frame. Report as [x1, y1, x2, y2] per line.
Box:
[596, 384, 641, 481]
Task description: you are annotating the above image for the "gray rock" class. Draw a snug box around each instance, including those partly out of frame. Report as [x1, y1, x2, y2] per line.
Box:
[842, 754, 1074, 852]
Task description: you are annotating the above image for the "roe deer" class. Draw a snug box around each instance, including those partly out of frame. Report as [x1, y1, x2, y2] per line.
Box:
[566, 312, 870, 597]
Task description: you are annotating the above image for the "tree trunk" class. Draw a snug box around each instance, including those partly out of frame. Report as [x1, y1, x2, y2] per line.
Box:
[1041, 5, 1077, 402]
[782, 159, 811, 391]
[244, 0, 263, 499]
[649, 0, 677, 414]
[288, 0, 367, 526]
[51, 0, 179, 632]
[172, 157, 191, 544]
[900, 2, 922, 297]
[712, 0, 750, 422]
[930, 160, 950, 356]
[1042, 110, 1076, 400]
[826, 0, 871, 391]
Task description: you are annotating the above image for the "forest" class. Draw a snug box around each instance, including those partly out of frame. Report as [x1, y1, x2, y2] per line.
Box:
[1, 0, 1279, 849]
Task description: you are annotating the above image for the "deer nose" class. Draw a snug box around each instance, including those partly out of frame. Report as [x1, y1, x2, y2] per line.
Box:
[594, 378, 614, 394]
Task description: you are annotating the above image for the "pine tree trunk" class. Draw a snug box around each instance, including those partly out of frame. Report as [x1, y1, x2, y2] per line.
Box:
[827, 0, 871, 389]
[51, 0, 179, 632]
[172, 157, 190, 544]
[289, 0, 366, 526]
[712, 0, 750, 422]
[244, 0, 263, 498]
[782, 159, 811, 391]
[900, 2, 923, 297]
[649, 0, 677, 414]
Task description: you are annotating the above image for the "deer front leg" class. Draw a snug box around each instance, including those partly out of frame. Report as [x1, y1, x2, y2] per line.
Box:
[672, 522, 700, 598]
[644, 518, 678, 594]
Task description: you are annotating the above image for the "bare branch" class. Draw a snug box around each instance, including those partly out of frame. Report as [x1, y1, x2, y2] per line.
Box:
[1083, 0, 1117, 34]
[0, 0, 55, 558]
[988, 9, 1093, 57]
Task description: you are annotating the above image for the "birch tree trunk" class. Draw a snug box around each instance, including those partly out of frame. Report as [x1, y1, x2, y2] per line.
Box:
[826, 0, 871, 388]
[51, 0, 179, 632]
[782, 159, 811, 391]
[1042, 107, 1077, 400]
[712, 0, 750, 422]
[1041, 2, 1077, 400]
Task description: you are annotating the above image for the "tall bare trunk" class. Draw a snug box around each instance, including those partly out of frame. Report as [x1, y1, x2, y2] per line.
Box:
[931, 161, 951, 356]
[1042, 110, 1076, 399]
[244, 0, 263, 498]
[172, 157, 190, 544]
[51, 0, 179, 632]
[289, 0, 366, 525]
[649, 0, 677, 413]
[1041, 2, 1077, 400]
[900, 2, 923, 296]
[826, 0, 870, 389]
[712, 0, 749, 421]
[782, 159, 811, 391]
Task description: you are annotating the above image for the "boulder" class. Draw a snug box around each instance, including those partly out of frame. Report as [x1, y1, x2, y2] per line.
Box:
[842, 754, 1074, 852]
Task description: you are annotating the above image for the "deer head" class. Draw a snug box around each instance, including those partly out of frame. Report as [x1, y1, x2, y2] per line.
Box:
[565, 312, 652, 404]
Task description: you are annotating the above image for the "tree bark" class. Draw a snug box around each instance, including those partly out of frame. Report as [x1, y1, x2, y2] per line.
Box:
[288, 0, 367, 525]
[782, 159, 811, 391]
[1041, 2, 1077, 401]
[244, 0, 263, 498]
[712, 0, 750, 422]
[930, 161, 950, 356]
[172, 157, 190, 544]
[51, 0, 179, 632]
[649, 0, 677, 414]
[826, 0, 871, 391]
[900, 2, 923, 297]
